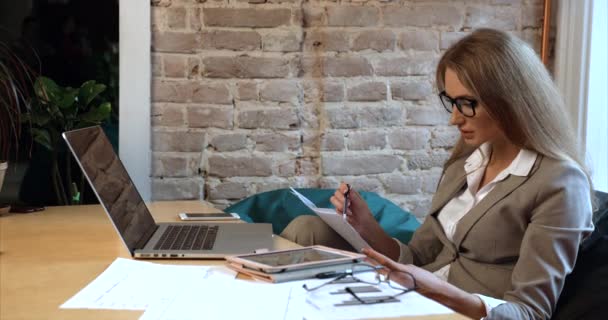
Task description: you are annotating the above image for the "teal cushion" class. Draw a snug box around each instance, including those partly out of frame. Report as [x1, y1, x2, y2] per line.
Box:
[225, 188, 420, 244]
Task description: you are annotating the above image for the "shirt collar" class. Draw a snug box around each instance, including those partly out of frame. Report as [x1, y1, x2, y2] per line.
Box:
[464, 142, 538, 178]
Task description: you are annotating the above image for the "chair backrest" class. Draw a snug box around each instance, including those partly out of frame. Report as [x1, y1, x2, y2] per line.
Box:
[552, 190, 608, 320]
[225, 188, 420, 244]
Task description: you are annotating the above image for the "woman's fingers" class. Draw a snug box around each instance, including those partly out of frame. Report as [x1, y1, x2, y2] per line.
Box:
[330, 183, 350, 214]
[330, 195, 344, 213]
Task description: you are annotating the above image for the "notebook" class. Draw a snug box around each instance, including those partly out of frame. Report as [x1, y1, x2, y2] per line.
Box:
[62, 126, 273, 259]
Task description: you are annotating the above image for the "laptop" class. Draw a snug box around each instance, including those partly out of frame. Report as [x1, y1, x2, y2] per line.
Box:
[62, 126, 273, 259]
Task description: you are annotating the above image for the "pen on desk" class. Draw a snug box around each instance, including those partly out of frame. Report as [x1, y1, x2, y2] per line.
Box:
[342, 184, 351, 220]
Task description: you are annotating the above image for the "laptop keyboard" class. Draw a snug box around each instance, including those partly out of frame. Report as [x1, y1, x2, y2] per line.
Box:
[153, 225, 219, 251]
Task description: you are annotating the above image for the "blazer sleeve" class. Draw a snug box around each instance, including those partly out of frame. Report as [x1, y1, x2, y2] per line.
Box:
[488, 162, 593, 320]
[397, 216, 444, 265]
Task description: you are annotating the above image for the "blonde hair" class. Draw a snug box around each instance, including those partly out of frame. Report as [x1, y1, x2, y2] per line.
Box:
[436, 29, 593, 193]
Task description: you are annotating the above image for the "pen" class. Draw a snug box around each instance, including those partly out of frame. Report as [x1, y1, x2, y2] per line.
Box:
[342, 184, 351, 220]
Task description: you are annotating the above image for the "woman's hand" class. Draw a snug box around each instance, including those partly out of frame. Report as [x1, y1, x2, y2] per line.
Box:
[363, 247, 487, 319]
[330, 183, 378, 239]
[330, 183, 400, 260]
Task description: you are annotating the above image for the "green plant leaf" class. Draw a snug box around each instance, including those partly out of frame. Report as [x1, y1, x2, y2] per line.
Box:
[34, 77, 60, 105]
[57, 87, 78, 110]
[79, 81, 106, 107]
[30, 128, 53, 150]
[80, 102, 112, 123]
[27, 111, 51, 126]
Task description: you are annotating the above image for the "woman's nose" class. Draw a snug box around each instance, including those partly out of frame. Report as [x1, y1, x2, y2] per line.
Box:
[449, 106, 465, 125]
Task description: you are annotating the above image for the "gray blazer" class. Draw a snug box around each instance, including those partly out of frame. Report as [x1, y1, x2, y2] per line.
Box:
[397, 154, 593, 319]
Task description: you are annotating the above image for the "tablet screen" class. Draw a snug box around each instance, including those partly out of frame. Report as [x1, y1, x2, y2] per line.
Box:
[243, 248, 348, 267]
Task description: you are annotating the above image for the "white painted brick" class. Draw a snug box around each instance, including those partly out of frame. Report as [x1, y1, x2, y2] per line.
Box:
[237, 108, 299, 129]
[399, 30, 438, 51]
[391, 80, 433, 101]
[207, 180, 249, 200]
[347, 82, 387, 102]
[407, 150, 450, 170]
[464, 6, 519, 30]
[303, 81, 344, 102]
[352, 30, 395, 52]
[151, 103, 185, 127]
[152, 177, 203, 201]
[431, 126, 459, 148]
[296, 157, 319, 175]
[236, 81, 258, 101]
[276, 158, 296, 177]
[346, 130, 386, 150]
[319, 176, 383, 193]
[440, 31, 470, 50]
[388, 127, 431, 150]
[263, 31, 302, 52]
[327, 6, 379, 27]
[208, 154, 273, 177]
[152, 152, 198, 178]
[303, 30, 350, 52]
[421, 169, 443, 193]
[252, 132, 300, 152]
[152, 130, 206, 152]
[322, 154, 402, 175]
[384, 174, 422, 194]
[209, 133, 248, 152]
[301, 56, 373, 77]
[187, 105, 233, 129]
[321, 132, 345, 151]
[375, 56, 435, 76]
[260, 80, 301, 103]
[407, 106, 450, 126]
[326, 105, 404, 129]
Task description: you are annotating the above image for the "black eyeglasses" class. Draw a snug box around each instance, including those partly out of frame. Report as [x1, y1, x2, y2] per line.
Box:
[303, 264, 418, 305]
[438, 91, 478, 117]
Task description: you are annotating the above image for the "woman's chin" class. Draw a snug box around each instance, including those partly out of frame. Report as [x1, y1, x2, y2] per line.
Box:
[462, 136, 481, 146]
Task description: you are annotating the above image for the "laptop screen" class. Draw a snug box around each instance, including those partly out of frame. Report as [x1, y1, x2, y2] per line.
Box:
[63, 126, 157, 254]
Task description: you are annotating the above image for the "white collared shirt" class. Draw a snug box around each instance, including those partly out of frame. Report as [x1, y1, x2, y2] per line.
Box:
[434, 142, 538, 314]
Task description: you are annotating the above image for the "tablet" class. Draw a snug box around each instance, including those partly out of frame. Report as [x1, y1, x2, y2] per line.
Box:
[225, 245, 365, 274]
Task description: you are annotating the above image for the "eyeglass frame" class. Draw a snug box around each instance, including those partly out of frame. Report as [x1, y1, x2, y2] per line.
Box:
[302, 264, 418, 305]
[438, 91, 478, 117]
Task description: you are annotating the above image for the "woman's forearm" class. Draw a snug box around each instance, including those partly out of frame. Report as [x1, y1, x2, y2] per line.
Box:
[421, 280, 486, 319]
[366, 230, 401, 261]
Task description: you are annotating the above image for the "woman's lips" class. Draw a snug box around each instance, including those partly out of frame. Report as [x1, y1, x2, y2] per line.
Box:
[460, 130, 474, 138]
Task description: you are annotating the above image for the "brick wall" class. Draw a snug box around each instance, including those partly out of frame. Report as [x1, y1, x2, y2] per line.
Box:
[150, 0, 545, 220]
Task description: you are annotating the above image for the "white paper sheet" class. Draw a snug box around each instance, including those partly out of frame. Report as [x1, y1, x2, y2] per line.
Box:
[140, 278, 293, 320]
[60, 258, 237, 310]
[290, 188, 370, 251]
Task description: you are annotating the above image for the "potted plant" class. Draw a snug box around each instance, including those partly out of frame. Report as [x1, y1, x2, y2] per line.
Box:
[25, 76, 111, 205]
[0, 42, 37, 214]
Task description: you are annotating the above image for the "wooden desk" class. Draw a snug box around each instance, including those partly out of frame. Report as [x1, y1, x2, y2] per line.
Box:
[0, 201, 466, 320]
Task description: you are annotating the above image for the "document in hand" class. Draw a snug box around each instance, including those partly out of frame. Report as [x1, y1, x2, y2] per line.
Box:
[289, 188, 370, 251]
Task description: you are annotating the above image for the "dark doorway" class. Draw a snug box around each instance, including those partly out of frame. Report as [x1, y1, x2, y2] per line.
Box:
[0, 0, 119, 206]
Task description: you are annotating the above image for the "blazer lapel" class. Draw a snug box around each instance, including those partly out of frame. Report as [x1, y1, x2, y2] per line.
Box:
[429, 159, 467, 216]
[451, 155, 544, 247]
[427, 214, 458, 254]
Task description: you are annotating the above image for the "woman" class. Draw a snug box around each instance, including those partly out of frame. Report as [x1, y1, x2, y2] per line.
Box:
[280, 29, 594, 319]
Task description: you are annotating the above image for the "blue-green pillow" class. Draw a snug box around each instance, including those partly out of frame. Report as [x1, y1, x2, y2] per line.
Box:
[225, 188, 420, 244]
